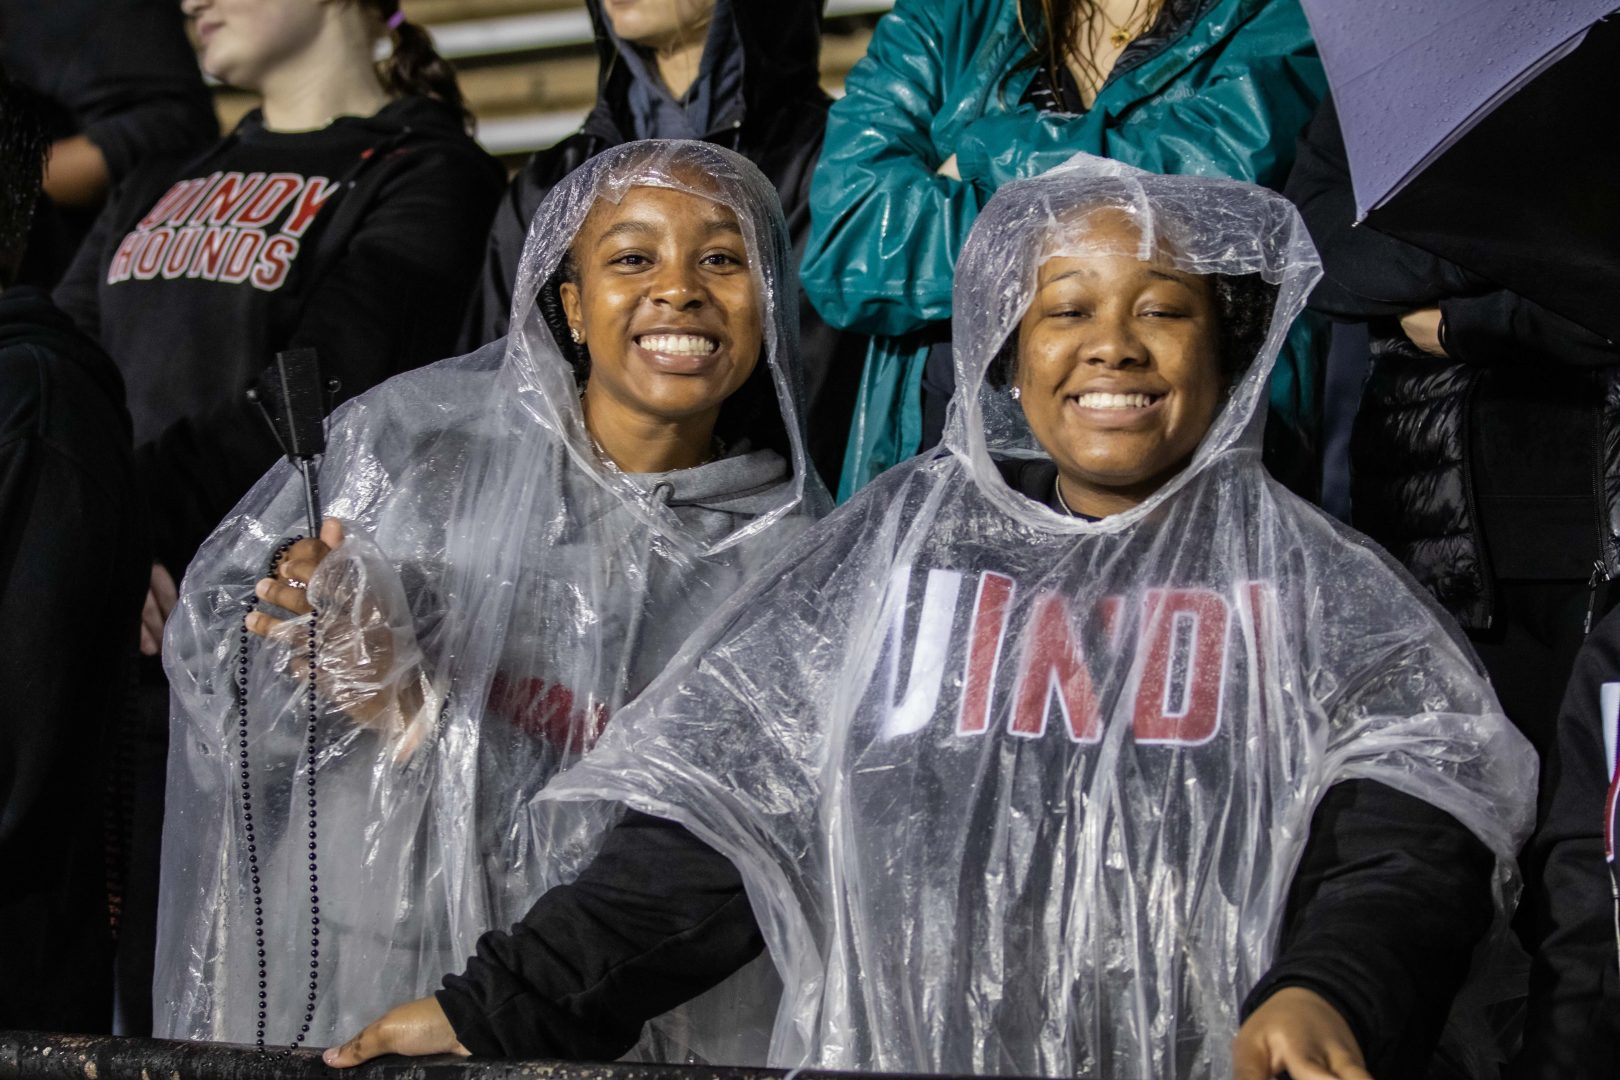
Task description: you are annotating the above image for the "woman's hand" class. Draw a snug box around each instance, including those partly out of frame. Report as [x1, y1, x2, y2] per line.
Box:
[1231, 987, 1372, 1080]
[1399, 306, 1447, 357]
[323, 996, 469, 1068]
[139, 562, 178, 657]
[246, 517, 345, 636]
[242, 518, 428, 746]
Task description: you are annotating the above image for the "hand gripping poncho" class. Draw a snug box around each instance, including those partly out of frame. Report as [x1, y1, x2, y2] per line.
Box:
[154, 141, 829, 1048]
[535, 156, 1538, 1077]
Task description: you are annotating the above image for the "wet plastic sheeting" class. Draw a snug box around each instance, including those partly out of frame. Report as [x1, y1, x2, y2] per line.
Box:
[156, 141, 827, 1049]
[537, 156, 1538, 1077]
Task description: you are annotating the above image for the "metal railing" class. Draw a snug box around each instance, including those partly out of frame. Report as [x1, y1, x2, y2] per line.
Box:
[0, 1032, 962, 1080]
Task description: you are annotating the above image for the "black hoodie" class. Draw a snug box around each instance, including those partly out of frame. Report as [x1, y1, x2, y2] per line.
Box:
[459, 0, 862, 487]
[0, 286, 146, 1032]
[1512, 603, 1620, 1078]
[54, 96, 504, 576]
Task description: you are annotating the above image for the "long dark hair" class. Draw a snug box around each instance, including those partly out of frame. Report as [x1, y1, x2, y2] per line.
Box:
[362, 1, 474, 131]
[1014, 0, 1168, 96]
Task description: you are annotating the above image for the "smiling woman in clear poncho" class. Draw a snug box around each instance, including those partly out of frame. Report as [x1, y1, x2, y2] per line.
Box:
[153, 140, 829, 1048]
[329, 158, 1535, 1079]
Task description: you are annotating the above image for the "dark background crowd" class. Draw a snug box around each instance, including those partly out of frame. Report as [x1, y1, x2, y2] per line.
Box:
[0, 1, 1616, 1077]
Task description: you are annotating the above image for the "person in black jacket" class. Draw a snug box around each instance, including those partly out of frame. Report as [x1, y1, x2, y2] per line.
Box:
[51, 0, 503, 1034]
[1286, 93, 1620, 764]
[0, 74, 146, 1035]
[461, 0, 862, 486]
[1511, 604, 1620, 1078]
[0, 0, 218, 287]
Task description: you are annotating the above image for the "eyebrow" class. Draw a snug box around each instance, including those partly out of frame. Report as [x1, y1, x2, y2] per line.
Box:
[1041, 265, 1198, 287]
[593, 215, 744, 245]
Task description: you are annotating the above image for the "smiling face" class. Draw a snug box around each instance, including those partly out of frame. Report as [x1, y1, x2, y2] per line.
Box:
[1012, 215, 1225, 517]
[559, 183, 763, 443]
[180, 0, 328, 90]
[601, 0, 715, 50]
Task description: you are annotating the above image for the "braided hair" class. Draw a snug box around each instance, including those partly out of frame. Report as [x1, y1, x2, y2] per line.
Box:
[361, 1, 474, 131]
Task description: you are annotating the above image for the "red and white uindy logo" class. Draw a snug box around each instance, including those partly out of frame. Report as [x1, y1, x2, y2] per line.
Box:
[874, 566, 1275, 748]
[107, 171, 339, 292]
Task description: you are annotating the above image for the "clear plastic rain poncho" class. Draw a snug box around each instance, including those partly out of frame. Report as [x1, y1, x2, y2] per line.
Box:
[534, 156, 1539, 1077]
[154, 140, 828, 1047]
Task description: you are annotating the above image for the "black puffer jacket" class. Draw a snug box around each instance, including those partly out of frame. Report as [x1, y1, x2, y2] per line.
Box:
[1288, 95, 1620, 629]
[460, 0, 862, 486]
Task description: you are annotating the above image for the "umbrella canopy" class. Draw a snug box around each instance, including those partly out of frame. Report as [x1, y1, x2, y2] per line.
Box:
[1301, 0, 1619, 217]
[1302, 1, 1620, 342]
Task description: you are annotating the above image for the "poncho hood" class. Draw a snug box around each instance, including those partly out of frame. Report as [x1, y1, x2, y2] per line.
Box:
[945, 154, 1318, 531]
[155, 141, 827, 1047]
[536, 156, 1536, 1077]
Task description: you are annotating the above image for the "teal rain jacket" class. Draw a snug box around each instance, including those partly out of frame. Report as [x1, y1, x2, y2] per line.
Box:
[804, 0, 1326, 498]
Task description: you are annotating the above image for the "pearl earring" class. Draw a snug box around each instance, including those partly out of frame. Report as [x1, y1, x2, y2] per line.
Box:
[1010, 386, 1022, 400]
[569, 328, 583, 344]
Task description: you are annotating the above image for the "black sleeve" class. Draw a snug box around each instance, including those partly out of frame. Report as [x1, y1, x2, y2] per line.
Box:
[137, 146, 504, 573]
[48, 0, 218, 180]
[458, 168, 552, 353]
[1242, 778, 1495, 1075]
[1511, 610, 1620, 1079]
[0, 342, 142, 1030]
[50, 180, 123, 338]
[1285, 95, 1478, 321]
[1439, 290, 1620, 368]
[436, 810, 764, 1060]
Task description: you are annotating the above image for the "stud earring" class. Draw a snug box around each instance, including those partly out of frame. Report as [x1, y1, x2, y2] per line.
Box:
[569, 328, 583, 344]
[1010, 386, 1022, 400]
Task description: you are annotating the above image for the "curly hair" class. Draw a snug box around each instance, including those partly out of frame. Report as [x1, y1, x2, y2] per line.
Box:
[987, 270, 1278, 390]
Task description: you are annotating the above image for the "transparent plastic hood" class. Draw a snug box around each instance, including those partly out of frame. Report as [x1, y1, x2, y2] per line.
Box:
[155, 140, 828, 1047]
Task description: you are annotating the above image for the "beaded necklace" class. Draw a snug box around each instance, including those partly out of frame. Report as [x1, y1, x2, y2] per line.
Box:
[235, 536, 324, 1050]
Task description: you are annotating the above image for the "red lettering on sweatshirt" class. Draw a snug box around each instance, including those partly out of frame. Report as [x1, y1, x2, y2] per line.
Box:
[488, 673, 611, 752]
[1132, 588, 1229, 745]
[161, 226, 205, 279]
[107, 231, 142, 284]
[190, 171, 266, 226]
[282, 177, 338, 237]
[251, 235, 299, 290]
[138, 176, 209, 230]
[1010, 593, 1100, 742]
[234, 173, 303, 227]
[109, 171, 336, 293]
[219, 230, 264, 284]
[132, 229, 173, 280]
[956, 572, 1015, 736]
[192, 226, 233, 281]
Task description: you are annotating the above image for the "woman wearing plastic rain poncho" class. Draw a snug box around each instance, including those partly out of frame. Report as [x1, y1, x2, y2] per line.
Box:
[328, 159, 1535, 1079]
[154, 139, 829, 1049]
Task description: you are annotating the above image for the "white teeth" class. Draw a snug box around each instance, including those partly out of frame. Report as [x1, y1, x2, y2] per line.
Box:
[1074, 391, 1157, 410]
[638, 334, 717, 356]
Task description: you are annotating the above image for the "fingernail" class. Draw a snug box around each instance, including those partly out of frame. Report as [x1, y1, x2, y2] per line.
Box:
[255, 580, 270, 598]
[322, 1048, 337, 1065]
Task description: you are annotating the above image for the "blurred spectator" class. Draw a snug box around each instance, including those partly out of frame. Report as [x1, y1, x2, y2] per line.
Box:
[0, 0, 217, 287]
[52, 0, 503, 1033]
[1510, 603, 1620, 1079]
[461, 0, 864, 486]
[1287, 93, 1620, 762]
[803, 0, 1326, 498]
[0, 74, 146, 1035]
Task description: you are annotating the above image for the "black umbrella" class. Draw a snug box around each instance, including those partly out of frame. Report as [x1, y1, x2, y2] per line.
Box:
[1363, 16, 1620, 342]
